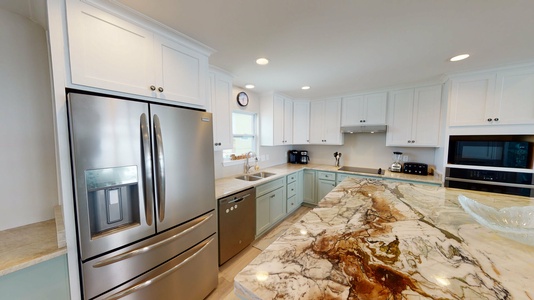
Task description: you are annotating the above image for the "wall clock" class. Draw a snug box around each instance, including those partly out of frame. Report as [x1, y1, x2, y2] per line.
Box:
[237, 91, 249, 107]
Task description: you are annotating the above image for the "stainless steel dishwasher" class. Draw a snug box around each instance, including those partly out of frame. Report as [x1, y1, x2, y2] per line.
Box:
[218, 187, 256, 265]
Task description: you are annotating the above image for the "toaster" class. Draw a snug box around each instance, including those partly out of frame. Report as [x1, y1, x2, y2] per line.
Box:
[403, 162, 428, 175]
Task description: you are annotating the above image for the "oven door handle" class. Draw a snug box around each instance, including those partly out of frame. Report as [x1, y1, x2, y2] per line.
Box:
[445, 177, 534, 189]
[102, 238, 214, 300]
[92, 213, 213, 268]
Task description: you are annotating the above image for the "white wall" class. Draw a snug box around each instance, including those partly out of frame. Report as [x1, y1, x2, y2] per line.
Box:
[213, 87, 291, 179]
[299, 133, 437, 170]
[0, 8, 58, 230]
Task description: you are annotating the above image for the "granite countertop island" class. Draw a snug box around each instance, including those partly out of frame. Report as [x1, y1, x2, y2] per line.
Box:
[234, 178, 534, 299]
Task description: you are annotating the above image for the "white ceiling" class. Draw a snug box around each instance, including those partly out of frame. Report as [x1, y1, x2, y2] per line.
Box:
[112, 0, 534, 99]
[4, 0, 534, 99]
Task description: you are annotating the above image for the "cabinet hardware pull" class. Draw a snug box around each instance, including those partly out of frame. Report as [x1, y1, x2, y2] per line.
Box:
[487, 118, 493, 122]
[158, 87, 164, 92]
[150, 85, 156, 91]
[494, 117, 499, 121]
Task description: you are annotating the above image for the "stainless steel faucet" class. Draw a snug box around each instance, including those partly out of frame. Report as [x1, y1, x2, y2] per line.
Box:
[244, 151, 256, 174]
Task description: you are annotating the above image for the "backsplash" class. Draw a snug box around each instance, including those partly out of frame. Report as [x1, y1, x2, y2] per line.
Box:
[298, 133, 437, 169]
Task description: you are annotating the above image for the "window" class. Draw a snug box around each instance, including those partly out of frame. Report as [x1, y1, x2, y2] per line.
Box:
[223, 111, 257, 162]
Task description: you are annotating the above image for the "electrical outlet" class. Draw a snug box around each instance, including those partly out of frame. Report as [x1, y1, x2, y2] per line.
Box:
[402, 155, 409, 162]
[260, 155, 265, 161]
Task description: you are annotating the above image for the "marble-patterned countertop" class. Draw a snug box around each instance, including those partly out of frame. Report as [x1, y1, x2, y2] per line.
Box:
[0, 219, 66, 276]
[234, 178, 534, 299]
[215, 163, 441, 199]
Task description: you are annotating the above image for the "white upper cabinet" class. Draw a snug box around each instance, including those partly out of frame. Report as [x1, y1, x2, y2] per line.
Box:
[341, 92, 387, 126]
[449, 73, 496, 126]
[153, 35, 208, 106]
[449, 66, 534, 127]
[387, 85, 442, 147]
[209, 69, 232, 151]
[309, 98, 343, 145]
[66, 1, 209, 107]
[494, 68, 534, 125]
[260, 93, 293, 146]
[293, 100, 310, 144]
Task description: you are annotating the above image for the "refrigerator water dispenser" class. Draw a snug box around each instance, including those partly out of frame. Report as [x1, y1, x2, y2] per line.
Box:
[85, 166, 141, 238]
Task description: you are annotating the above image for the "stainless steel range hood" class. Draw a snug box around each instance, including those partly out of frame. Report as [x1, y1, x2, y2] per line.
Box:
[340, 125, 387, 134]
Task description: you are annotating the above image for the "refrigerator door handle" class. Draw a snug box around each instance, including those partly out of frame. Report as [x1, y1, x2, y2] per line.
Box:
[153, 114, 166, 222]
[140, 113, 154, 226]
[92, 213, 214, 268]
[102, 237, 214, 300]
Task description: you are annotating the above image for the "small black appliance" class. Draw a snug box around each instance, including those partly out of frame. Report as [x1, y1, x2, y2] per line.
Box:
[288, 150, 299, 164]
[299, 150, 310, 164]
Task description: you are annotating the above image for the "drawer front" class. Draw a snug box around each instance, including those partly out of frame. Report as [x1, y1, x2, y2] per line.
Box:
[286, 195, 297, 212]
[287, 181, 297, 198]
[317, 171, 335, 181]
[286, 173, 297, 183]
[256, 177, 285, 197]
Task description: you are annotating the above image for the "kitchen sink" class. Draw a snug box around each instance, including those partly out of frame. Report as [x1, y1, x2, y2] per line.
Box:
[250, 172, 276, 178]
[235, 175, 262, 181]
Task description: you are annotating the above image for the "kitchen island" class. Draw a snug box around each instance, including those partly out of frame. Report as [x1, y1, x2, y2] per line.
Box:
[234, 178, 534, 299]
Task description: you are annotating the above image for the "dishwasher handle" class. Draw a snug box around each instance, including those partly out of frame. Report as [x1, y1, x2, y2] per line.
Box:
[227, 193, 250, 204]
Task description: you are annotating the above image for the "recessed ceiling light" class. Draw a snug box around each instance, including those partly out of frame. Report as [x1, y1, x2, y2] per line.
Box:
[301, 86, 311, 90]
[256, 58, 269, 65]
[450, 54, 470, 62]
[245, 84, 255, 89]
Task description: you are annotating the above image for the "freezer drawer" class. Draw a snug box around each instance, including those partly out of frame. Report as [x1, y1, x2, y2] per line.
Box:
[95, 236, 218, 300]
[82, 211, 216, 299]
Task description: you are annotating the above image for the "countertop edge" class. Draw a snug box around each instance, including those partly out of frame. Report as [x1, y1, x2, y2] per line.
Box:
[0, 219, 67, 277]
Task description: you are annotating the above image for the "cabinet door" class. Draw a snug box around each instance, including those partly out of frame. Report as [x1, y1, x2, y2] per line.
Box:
[209, 71, 232, 150]
[269, 188, 286, 225]
[412, 85, 442, 146]
[364, 92, 388, 125]
[283, 98, 294, 144]
[256, 193, 271, 235]
[303, 170, 316, 204]
[296, 170, 304, 206]
[67, 2, 154, 97]
[293, 101, 310, 144]
[272, 95, 285, 145]
[317, 179, 336, 202]
[154, 35, 208, 106]
[323, 98, 343, 145]
[309, 101, 326, 144]
[449, 74, 496, 126]
[495, 69, 534, 125]
[386, 89, 415, 146]
[341, 95, 365, 126]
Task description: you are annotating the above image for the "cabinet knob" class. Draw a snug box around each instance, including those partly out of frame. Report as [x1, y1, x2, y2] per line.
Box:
[150, 85, 156, 91]
[362, 120, 366, 123]
[158, 87, 164, 92]
[494, 117, 499, 121]
[487, 118, 493, 122]
[412, 140, 415, 143]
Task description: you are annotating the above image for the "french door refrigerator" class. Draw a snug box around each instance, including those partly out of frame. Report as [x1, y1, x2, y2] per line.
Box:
[67, 92, 217, 300]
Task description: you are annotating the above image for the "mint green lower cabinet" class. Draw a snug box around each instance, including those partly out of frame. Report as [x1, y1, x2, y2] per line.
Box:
[317, 178, 336, 202]
[303, 170, 316, 205]
[316, 171, 336, 202]
[0, 255, 69, 300]
[256, 178, 286, 237]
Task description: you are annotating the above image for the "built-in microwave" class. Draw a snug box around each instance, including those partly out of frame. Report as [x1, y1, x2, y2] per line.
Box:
[448, 140, 531, 168]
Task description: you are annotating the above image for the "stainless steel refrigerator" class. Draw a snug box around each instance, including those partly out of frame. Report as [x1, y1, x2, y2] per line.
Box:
[67, 92, 217, 300]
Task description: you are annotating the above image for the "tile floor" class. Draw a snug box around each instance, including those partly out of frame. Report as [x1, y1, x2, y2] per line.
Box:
[205, 206, 312, 300]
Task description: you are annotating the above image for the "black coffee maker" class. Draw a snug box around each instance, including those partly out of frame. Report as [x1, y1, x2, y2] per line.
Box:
[298, 150, 310, 164]
[288, 150, 299, 164]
